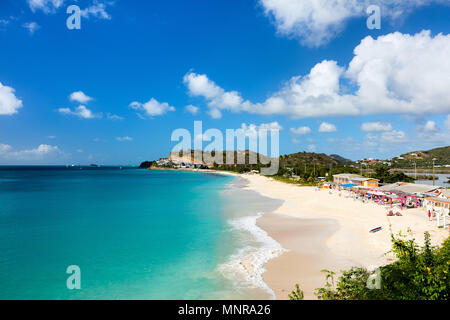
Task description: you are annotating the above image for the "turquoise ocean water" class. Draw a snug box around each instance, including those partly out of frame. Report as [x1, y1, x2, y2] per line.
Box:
[0, 167, 281, 300]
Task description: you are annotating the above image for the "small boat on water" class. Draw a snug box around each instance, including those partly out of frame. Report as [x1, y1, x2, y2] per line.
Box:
[370, 227, 382, 233]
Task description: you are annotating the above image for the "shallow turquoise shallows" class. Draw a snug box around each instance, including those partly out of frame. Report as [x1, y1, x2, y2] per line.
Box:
[0, 167, 244, 300]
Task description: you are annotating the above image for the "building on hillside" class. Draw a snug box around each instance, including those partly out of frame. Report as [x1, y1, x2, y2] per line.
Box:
[169, 150, 216, 168]
[333, 173, 379, 187]
[156, 158, 171, 166]
[170, 151, 195, 164]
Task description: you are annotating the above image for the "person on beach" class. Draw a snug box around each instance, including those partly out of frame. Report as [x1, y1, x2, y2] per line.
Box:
[428, 210, 432, 221]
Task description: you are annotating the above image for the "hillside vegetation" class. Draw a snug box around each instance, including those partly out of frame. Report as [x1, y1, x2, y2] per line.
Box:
[391, 146, 450, 168]
[280, 152, 351, 167]
[140, 146, 450, 176]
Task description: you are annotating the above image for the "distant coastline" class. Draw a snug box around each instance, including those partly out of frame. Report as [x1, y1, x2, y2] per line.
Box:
[145, 166, 240, 176]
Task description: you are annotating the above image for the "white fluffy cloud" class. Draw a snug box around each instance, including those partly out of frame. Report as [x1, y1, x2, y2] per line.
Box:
[27, 0, 64, 13]
[0, 82, 23, 115]
[184, 62, 356, 119]
[130, 98, 175, 117]
[58, 105, 100, 119]
[183, 72, 247, 119]
[445, 115, 450, 130]
[361, 122, 393, 132]
[381, 130, 407, 143]
[70, 91, 93, 104]
[419, 120, 440, 133]
[21, 144, 59, 156]
[361, 120, 449, 154]
[307, 144, 317, 152]
[28, 0, 113, 19]
[116, 136, 133, 142]
[260, 0, 444, 47]
[183, 72, 224, 100]
[415, 121, 448, 144]
[258, 122, 283, 131]
[251, 60, 357, 118]
[184, 31, 450, 119]
[183, 72, 250, 119]
[347, 31, 450, 116]
[319, 122, 337, 133]
[185, 105, 199, 115]
[290, 126, 311, 135]
[106, 113, 124, 121]
[0, 144, 12, 153]
[81, 1, 113, 20]
[240, 122, 283, 138]
[22, 22, 40, 34]
[61, 91, 120, 120]
[260, 0, 361, 47]
[208, 108, 222, 119]
[0, 143, 60, 160]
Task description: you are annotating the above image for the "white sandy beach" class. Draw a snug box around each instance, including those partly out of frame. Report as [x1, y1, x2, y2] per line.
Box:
[236, 174, 449, 300]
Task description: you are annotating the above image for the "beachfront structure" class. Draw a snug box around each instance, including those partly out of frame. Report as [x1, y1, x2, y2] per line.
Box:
[333, 173, 379, 187]
[335, 182, 441, 210]
[436, 189, 450, 199]
[376, 183, 441, 209]
[424, 188, 450, 227]
[332, 179, 449, 227]
[379, 183, 440, 196]
[424, 196, 450, 228]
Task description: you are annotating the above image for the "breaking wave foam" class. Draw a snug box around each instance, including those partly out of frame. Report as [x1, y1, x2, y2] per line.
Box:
[218, 213, 287, 299]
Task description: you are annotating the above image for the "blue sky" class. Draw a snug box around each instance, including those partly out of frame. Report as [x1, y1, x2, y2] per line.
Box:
[0, 0, 449, 165]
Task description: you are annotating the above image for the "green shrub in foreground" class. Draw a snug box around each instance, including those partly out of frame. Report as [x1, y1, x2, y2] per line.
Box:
[290, 232, 449, 300]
